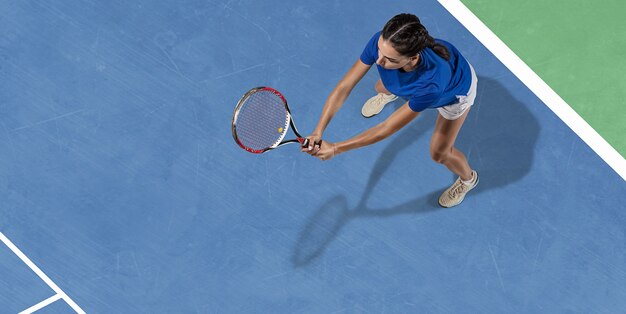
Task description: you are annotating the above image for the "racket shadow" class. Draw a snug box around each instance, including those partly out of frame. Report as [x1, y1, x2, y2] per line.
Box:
[291, 191, 442, 267]
[292, 76, 539, 267]
[293, 110, 441, 267]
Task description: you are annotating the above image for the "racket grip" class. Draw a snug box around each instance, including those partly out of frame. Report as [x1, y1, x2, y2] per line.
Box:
[302, 138, 310, 148]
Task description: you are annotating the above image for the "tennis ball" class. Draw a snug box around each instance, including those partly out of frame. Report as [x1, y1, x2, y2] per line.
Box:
[278, 127, 284, 133]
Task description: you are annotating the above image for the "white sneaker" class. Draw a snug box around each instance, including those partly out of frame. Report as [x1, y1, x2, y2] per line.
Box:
[361, 93, 398, 118]
[438, 170, 479, 208]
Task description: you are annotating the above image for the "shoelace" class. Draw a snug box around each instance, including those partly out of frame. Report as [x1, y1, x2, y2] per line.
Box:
[449, 180, 469, 197]
[372, 94, 388, 107]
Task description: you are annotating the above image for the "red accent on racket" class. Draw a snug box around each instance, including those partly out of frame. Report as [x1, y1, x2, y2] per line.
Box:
[232, 87, 309, 154]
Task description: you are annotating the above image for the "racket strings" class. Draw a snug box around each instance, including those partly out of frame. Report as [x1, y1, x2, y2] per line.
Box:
[235, 90, 290, 151]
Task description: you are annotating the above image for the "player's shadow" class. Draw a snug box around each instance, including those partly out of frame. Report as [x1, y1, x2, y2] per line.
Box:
[292, 76, 540, 266]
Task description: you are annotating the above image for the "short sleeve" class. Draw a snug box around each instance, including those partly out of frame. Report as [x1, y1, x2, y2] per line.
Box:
[359, 31, 381, 65]
[408, 84, 443, 112]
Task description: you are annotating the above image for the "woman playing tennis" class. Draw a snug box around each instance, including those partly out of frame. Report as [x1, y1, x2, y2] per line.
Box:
[302, 13, 479, 208]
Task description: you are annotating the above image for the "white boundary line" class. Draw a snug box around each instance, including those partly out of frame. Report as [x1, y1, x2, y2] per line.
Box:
[19, 294, 62, 314]
[438, 0, 626, 181]
[0, 232, 86, 314]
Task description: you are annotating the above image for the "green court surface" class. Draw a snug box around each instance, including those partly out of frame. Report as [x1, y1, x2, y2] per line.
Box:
[461, 0, 626, 157]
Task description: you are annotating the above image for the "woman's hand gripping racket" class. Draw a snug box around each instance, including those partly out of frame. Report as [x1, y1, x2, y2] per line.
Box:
[232, 87, 316, 154]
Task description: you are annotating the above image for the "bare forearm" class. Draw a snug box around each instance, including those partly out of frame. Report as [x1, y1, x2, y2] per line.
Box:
[313, 85, 351, 135]
[335, 122, 393, 153]
[311, 60, 371, 137]
[334, 102, 420, 155]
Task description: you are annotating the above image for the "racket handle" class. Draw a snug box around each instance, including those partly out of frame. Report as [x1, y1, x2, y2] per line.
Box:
[302, 138, 310, 148]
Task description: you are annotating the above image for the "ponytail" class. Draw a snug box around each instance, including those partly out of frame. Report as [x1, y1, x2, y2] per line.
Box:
[423, 29, 450, 61]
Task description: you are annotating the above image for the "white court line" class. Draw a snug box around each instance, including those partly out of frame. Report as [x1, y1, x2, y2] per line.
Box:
[438, 0, 626, 181]
[0, 232, 86, 314]
[19, 294, 62, 314]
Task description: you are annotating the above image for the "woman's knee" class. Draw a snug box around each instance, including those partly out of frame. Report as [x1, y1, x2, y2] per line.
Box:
[430, 146, 451, 163]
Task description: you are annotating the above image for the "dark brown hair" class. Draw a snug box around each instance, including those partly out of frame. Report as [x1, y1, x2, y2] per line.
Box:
[381, 13, 450, 60]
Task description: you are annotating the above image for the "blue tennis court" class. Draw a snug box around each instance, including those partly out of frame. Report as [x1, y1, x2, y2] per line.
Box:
[1, 0, 625, 312]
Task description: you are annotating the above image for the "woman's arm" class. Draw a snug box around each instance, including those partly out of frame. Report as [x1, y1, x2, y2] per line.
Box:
[305, 59, 371, 150]
[313, 102, 420, 160]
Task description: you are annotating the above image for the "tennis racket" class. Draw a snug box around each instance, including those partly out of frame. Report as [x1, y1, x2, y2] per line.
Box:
[232, 86, 311, 154]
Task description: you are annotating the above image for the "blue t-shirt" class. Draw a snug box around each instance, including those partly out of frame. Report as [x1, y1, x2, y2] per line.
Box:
[360, 31, 472, 112]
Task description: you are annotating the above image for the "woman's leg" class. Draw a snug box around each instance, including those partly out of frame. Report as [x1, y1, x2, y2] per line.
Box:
[431, 107, 478, 208]
[430, 108, 473, 180]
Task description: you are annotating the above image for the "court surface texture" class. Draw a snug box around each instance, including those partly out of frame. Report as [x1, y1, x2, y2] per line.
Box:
[1, 0, 625, 313]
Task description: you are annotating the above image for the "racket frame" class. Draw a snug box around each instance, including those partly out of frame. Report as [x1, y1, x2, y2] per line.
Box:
[232, 86, 308, 154]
